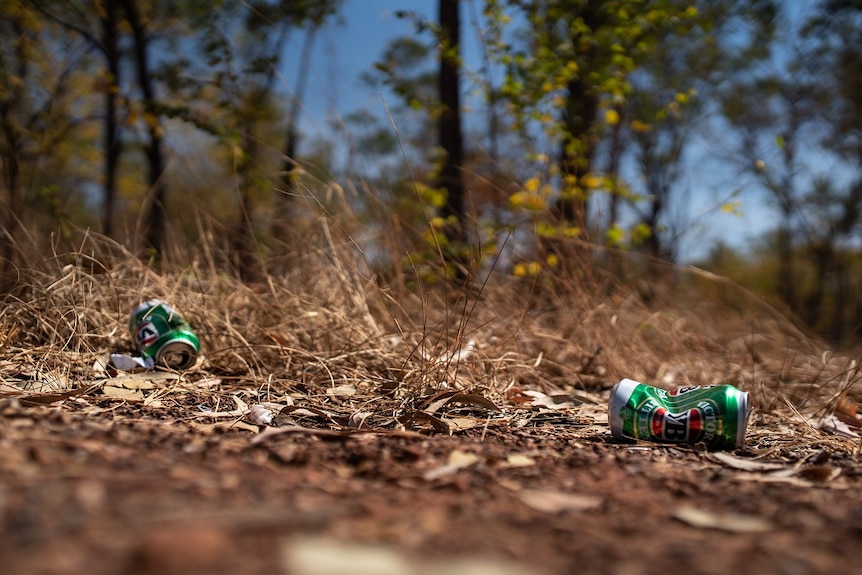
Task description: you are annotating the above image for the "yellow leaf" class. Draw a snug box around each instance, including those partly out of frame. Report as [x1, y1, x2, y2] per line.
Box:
[606, 225, 624, 246]
[721, 201, 742, 216]
[582, 173, 603, 190]
[605, 108, 620, 126]
[631, 119, 651, 133]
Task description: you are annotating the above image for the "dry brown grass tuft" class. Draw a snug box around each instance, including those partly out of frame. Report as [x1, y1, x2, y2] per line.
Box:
[0, 220, 860, 453]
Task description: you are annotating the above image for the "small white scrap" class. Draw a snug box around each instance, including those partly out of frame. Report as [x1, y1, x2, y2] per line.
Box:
[421, 339, 478, 365]
[110, 353, 154, 371]
[246, 404, 274, 425]
[815, 414, 860, 439]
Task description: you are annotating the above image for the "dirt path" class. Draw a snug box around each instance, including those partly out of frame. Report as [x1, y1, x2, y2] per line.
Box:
[1, 395, 859, 575]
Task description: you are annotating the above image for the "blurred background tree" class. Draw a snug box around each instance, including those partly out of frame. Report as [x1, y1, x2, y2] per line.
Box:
[4, 0, 862, 346]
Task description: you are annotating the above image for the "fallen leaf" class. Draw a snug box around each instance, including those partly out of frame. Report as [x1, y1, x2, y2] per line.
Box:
[836, 396, 858, 418]
[282, 536, 534, 575]
[17, 370, 72, 393]
[815, 415, 860, 438]
[278, 405, 338, 426]
[505, 454, 536, 468]
[834, 398, 861, 428]
[398, 411, 450, 434]
[673, 506, 774, 533]
[423, 449, 479, 481]
[424, 391, 500, 414]
[102, 385, 144, 401]
[105, 376, 158, 391]
[438, 415, 489, 432]
[710, 452, 787, 472]
[796, 465, 841, 482]
[17, 384, 98, 406]
[93, 353, 111, 372]
[326, 384, 356, 398]
[517, 489, 602, 514]
[508, 389, 576, 410]
[348, 411, 373, 429]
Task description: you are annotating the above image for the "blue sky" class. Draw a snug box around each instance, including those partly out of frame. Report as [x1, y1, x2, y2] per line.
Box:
[276, 0, 815, 263]
[283, 1, 436, 127]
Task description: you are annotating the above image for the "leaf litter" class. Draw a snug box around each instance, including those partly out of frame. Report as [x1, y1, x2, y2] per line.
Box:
[0, 236, 861, 574]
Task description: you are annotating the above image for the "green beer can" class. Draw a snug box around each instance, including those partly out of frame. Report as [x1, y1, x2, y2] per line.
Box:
[129, 299, 200, 370]
[609, 378, 749, 450]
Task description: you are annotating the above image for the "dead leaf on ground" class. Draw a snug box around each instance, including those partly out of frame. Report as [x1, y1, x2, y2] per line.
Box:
[398, 410, 450, 434]
[326, 384, 356, 399]
[282, 536, 533, 575]
[517, 489, 602, 514]
[815, 415, 860, 439]
[834, 397, 861, 428]
[423, 390, 500, 414]
[423, 449, 480, 481]
[710, 452, 787, 472]
[102, 385, 144, 401]
[506, 388, 576, 410]
[348, 411, 373, 429]
[673, 506, 774, 533]
[16, 369, 73, 393]
[504, 454, 536, 468]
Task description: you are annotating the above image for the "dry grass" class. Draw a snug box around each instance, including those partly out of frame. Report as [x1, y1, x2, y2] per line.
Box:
[0, 217, 860, 455]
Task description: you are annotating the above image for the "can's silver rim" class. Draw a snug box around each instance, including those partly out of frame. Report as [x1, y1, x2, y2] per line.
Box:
[608, 378, 641, 439]
[156, 339, 198, 370]
[736, 390, 750, 447]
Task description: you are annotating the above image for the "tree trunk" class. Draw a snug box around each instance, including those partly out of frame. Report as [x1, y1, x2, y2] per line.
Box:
[0, 16, 28, 293]
[0, 120, 22, 293]
[121, 0, 168, 258]
[436, 0, 465, 241]
[274, 25, 318, 243]
[101, 0, 121, 237]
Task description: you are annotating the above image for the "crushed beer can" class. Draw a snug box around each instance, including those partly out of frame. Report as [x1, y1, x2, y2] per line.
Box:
[609, 378, 750, 450]
[129, 299, 200, 370]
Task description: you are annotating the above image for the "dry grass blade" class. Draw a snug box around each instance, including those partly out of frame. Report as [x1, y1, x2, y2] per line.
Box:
[0, 223, 857, 461]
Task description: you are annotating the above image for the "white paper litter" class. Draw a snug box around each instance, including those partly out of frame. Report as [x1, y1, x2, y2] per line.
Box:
[110, 353, 154, 371]
[246, 404, 275, 425]
[815, 414, 860, 439]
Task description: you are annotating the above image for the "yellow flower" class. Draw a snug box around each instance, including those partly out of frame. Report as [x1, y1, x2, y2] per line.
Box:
[513, 263, 527, 277]
[430, 216, 447, 229]
[582, 173, 603, 190]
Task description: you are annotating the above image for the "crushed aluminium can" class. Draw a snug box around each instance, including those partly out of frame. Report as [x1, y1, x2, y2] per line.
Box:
[609, 378, 750, 450]
[129, 299, 200, 370]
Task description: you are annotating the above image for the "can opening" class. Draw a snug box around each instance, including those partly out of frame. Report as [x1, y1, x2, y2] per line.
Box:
[157, 340, 198, 370]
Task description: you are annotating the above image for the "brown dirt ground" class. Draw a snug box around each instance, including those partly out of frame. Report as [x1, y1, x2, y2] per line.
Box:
[0, 385, 860, 575]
